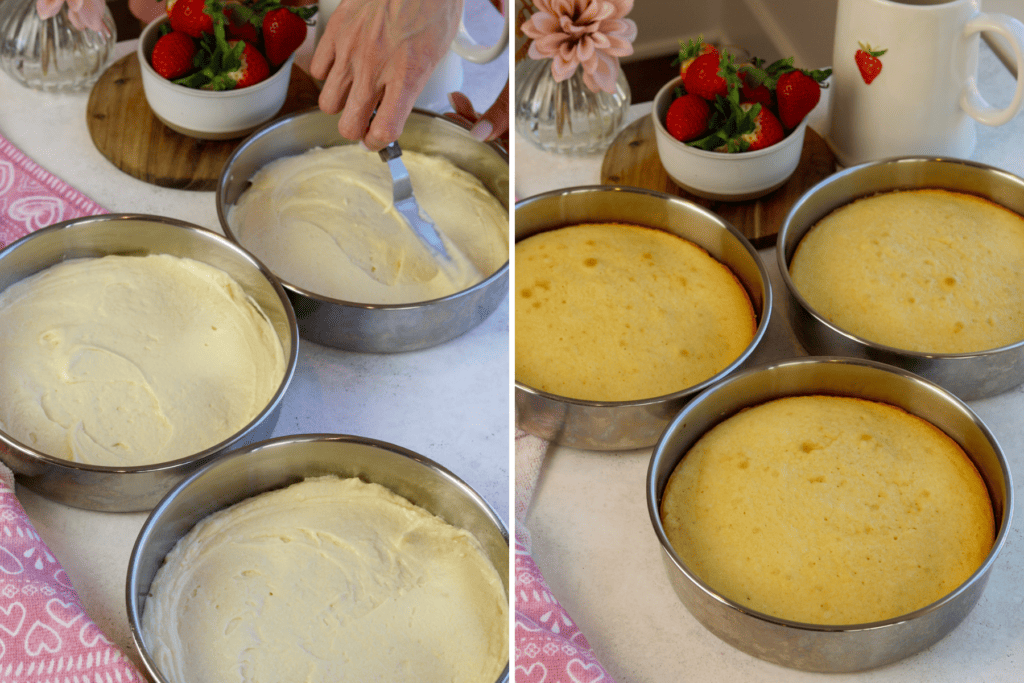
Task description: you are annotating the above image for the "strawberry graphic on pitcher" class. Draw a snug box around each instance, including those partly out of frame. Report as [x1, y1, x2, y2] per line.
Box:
[854, 42, 887, 84]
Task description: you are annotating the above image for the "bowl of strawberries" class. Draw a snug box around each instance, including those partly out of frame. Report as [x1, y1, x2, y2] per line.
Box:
[652, 38, 830, 201]
[138, 0, 315, 140]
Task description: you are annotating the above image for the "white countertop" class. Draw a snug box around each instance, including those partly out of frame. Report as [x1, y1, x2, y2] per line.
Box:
[516, 44, 1024, 682]
[0, 3, 509, 674]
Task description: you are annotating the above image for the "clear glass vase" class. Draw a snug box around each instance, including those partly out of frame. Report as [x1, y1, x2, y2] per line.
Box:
[514, 57, 631, 155]
[0, 0, 116, 92]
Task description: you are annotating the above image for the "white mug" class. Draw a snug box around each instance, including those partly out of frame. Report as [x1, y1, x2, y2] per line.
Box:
[829, 0, 1024, 167]
[314, 0, 510, 111]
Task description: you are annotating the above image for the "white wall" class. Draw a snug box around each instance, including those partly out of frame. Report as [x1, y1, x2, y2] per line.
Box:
[626, 0, 1022, 70]
[624, 0, 839, 67]
[624, 1, 720, 61]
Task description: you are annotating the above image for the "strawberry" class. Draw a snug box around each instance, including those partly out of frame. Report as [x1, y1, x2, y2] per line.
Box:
[666, 93, 710, 142]
[739, 73, 773, 110]
[855, 42, 886, 84]
[225, 5, 260, 44]
[689, 97, 781, 153]
[262, 7, 309, 67]
[674, 36, 718, 82]
[680, 48, 829, 153]
[775, 70, 823, 129]
[684, 51, 731, 100]
[174, 21, 269, 90]
[222, 40, 270, 88]
[735, 103, 784, 151]
[167, 0, 214, 39]
[151, 30, 197, 80]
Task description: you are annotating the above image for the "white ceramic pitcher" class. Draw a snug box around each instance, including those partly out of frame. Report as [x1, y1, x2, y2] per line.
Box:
[314, 0, 509, 111]
[829, 0, 1024, 167]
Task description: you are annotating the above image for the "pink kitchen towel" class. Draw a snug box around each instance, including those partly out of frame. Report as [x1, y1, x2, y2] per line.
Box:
[0, 133, 143, 680]
[0, 132, 107, 250]
[516, 529, 616, 683]
[0, 464, 147, 682]
[515, 427, 617, 683]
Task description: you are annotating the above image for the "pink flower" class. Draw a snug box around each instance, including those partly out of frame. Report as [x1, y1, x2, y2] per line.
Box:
[36, 0, 111, 36]
[521, 0, 637, 93]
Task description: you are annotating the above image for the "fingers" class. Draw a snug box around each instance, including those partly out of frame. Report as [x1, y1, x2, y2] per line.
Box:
[338, 78, 384, 147]
[308, 31, 335, 82]
[363, 82, 420, 151]
[319, 79, 352, 120]
[447, 91, 478, 121]
[309, 0, 463, 149]
[446, 82, 510, 144]
[316, 48, 411, 148]
[311, 19, 349, 113]
[316, 57, 350, 116]
[469, 80, 510, 142]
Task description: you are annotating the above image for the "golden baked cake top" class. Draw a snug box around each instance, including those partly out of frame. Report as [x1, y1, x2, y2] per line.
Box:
[515, 222, 756, 402]
[789, 188, 1024, 354]
[660, 394, 994, 625]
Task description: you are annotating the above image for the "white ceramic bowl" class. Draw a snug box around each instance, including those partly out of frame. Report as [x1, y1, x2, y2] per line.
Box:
[652, 77, 807, 201]
[138, 18, 293, 140]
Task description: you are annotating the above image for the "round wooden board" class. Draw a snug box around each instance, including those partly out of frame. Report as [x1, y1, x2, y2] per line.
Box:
[600, 116, 838, 249]
[86, 53, 321, 191]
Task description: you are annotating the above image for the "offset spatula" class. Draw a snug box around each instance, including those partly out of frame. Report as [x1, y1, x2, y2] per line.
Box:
[378, 141, 454, 264]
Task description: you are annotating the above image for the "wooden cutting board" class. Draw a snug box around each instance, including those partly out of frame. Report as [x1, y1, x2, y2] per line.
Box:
[600, 116, 838, 249]
[86, 53, 321, 192]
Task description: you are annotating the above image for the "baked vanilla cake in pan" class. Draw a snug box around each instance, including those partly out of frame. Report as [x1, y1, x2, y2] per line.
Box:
[789, 189, 1024, 354]
[516, 222, 756, 402]
[660, 394, 995, 626]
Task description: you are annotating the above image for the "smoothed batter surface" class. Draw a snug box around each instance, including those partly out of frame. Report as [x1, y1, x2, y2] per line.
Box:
[228, 146, 509, 304]
[0, 254, 285, 466]
[142, 476, 509, 683]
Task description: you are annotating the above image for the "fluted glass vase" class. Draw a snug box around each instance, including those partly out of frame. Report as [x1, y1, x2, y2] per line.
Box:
[514, 57, 631, 155]
[0, 0, 116, 92]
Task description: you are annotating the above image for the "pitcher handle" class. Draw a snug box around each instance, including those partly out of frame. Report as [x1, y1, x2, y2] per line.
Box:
[961, 13, 1024, 126]
[450, 2, 510, 64]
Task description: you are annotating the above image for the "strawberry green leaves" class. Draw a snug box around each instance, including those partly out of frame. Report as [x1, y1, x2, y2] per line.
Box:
[173, 13, 256, 90]
[686, 90, 761, 153]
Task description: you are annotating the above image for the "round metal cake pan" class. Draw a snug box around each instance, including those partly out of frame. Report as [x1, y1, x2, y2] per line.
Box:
[0, 215, 298, 512]
[127, 433, 509, 683]
[217, 107, 509, 353]
[515, 185, 772, 451]
[777, 156, 1024, 400]
[647, 356, 1012, 672]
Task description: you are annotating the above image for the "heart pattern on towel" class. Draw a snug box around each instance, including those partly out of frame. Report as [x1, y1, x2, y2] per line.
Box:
[6, 196, 67, 233]
[24, 621, 62, 657]
[1, 444, 145, 680]
[515, 529, 615, 683]
[0, 602, 26, 637]
[0, 133, 106, 250]
[45, 599, 84, 628]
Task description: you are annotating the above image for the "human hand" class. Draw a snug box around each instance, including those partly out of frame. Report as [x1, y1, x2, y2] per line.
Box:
[446, 79, 509, 150]
[310, 0, 465, 151]
[127, 0, 165, 24]
[36, 0, 110, 35]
